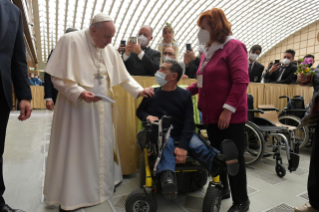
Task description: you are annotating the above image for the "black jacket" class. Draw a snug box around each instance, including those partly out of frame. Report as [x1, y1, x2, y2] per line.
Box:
[264, 63, 297, 84]
[0, 0, 31, 109]
[123, 47, 161, 76]
[249, 61, 264, 83]
[185, 57, 200, 79]
[44, 50, 58, 104]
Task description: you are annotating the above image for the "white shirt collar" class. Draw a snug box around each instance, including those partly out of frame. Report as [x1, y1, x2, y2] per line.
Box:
[204, 36, 236, 58]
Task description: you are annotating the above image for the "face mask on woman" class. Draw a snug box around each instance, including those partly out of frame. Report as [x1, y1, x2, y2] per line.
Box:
[197, 29, 211, 44]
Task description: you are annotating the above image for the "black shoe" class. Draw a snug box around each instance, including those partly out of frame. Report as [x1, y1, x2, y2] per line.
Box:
[1, 205, 25, 212]
[221, 188, 230, 200]
[227, 200, 250, 212]
[160, 170, 177, 199]
[59, 207, 77, 212]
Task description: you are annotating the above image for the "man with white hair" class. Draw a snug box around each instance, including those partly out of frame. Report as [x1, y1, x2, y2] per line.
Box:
[43, 13, 153, 211]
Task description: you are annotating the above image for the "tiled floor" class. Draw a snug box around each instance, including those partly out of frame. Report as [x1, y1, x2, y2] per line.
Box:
[3, 110, 312, 212]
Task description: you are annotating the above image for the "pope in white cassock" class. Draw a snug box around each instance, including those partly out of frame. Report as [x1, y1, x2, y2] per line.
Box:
[43, 13, 153, 211]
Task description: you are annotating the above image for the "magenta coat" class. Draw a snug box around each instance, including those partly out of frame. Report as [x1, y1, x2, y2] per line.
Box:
[187, 39, 249, 124]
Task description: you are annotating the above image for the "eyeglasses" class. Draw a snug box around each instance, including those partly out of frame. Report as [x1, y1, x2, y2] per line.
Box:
[163, 52, 175, 56]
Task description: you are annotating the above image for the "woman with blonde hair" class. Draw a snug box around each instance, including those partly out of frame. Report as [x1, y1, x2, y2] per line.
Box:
[158, 23, 179, 63]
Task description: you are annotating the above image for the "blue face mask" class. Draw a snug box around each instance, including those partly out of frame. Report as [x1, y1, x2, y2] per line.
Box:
[155, 71, 169, 86]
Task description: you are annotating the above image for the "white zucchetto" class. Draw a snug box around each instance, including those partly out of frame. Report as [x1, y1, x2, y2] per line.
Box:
[90, 13, 113, 25]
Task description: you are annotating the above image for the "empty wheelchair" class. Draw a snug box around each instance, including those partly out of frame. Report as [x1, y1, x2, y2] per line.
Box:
[278, 95, 311, 149]
[125, 116, 239, 212]
[244, 94, 300, 177]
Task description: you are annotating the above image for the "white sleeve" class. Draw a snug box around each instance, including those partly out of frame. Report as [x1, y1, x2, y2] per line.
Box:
[138, 51, 145, 60]
[223, 104, 236, 113]
[123, 53, 130, 61]
[121, 76, 144, 99]
[51, 77, 85, 105]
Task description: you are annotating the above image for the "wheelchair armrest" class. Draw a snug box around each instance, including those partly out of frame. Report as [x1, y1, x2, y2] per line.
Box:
[195, 124, 207, 130]
[248, 109, 264, 114]
[284, 109, 307, 112]
[142, 121, 151, 128]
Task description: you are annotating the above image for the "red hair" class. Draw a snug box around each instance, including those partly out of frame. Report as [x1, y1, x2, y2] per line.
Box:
[197, 8, 232, 45]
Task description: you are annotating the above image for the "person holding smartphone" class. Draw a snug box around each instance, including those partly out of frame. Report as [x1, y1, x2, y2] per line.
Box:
[186, 8, 250, 212]
[263, 49, 297, 84]
[184, 44, 204, 79]
[118, 26, 161, 76]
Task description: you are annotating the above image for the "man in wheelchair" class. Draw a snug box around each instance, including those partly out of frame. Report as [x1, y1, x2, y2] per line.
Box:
[136, 60, 238, 199]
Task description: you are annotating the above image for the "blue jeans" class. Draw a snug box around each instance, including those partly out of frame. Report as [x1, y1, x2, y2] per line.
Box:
[156, 133, 218, 174]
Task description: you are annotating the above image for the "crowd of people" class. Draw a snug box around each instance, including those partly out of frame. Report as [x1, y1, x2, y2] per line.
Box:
[28, 73, 43, 86]
[1, 1, 319, 212]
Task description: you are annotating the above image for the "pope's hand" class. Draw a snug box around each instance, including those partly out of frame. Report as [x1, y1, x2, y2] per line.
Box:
[218, 108, 232, 130]
[80, 91, 101, 103]
[19, 100, 32, 121]
[146, 115, 159, 123]
[174, 147, 187, 164]
[46, 100, 54, 111]
[139, 87, 154, 98]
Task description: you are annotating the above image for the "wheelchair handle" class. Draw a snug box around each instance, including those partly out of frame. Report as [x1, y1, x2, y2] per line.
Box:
[248, 109, 264, 114]
[279, 95, 290, 100]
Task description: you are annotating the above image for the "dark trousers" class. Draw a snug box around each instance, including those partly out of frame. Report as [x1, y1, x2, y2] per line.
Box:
[207, 123, 248, 204]
[308, 122, 319, 210]
[0, 79, 10, 207]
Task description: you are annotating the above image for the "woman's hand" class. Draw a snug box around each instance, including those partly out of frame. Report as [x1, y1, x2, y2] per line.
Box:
[218, 109, 232, 130]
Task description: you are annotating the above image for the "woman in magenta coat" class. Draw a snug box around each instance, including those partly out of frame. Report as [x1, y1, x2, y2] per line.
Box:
[187, 8, 250, 212]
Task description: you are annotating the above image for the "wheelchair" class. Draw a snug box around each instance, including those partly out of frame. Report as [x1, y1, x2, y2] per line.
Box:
[244, 94, 300, 178]
[278, 95, 312, 149]
[125, 116, 238, 212]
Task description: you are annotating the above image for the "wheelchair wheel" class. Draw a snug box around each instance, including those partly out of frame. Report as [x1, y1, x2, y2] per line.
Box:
[125, 188, 157, 212]
[202, 186, 221, 212]
[244, 121, 265, 166]
[275, 164, 286, 178]
[139, 154, 145, 188]
[278, 115, 309, 149]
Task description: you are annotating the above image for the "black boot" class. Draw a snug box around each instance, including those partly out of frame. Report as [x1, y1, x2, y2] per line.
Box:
[228, 200, 250, 212]
[160, 170, 177, 199]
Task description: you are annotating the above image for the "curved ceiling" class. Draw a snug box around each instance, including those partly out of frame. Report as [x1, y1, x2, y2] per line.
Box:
[37, 0, 319, 62]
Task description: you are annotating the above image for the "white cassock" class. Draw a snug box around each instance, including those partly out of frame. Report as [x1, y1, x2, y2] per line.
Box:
[43, 28, 143, 210]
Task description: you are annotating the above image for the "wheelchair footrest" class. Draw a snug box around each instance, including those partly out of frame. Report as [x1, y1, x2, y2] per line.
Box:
[288, 152, 300, 172]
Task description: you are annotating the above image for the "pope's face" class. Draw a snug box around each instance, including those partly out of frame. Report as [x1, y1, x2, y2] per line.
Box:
[91, 21, 116, 49]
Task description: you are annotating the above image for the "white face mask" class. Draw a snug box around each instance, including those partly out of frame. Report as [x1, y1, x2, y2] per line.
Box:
[31, 74, 34, 78]
[163, 55, 173, 62]
[282, 58, 290, 65]
[138, 35, 148, 47]
[198, 44, 205, 54]
[249, 53, 258, 61]
[197, 29, 211, 44]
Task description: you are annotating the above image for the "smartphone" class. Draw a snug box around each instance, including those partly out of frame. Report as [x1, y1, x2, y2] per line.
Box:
[186, 43, 192, 51]
[121, 40, 126, 47]
[275, 60, 280, 65]
[129, 36, 137, 44]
